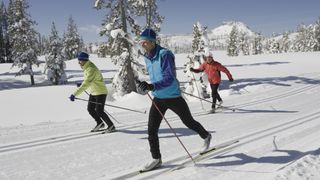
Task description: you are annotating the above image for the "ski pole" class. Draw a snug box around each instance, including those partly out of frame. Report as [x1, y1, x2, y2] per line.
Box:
[146, 93, 195, 164]
[74, 97, 147, 114]
[84, 91, 124, 125]
[191, 72, 205, 111]
[182, 91, 212, 103]
[182, 91, 236, 111]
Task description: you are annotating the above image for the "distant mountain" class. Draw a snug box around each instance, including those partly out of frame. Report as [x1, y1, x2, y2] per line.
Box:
[208, 21, 256, 40]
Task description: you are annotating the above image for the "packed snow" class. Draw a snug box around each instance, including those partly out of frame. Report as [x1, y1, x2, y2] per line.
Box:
[0, 51, 320, 180]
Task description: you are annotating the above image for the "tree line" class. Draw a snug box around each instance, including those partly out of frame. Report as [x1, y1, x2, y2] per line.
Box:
[227, 18, 320, 56]
[0, 0, 84, 85]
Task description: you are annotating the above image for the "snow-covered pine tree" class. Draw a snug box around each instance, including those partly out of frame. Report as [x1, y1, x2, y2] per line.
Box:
[62, 16, 83, 60]
[95, 0, 160, 96]
[0, 3, 5, 63]
[184, 22, 210, 102]
[314, 17, 320, 51]
[280, 32, 291, 53]
[293, 24, 316, 52]
[1, 2, 11, 63]
[7, 0, 39, 85]
[44, 22, 66, 85]
[38, 34, 49, 56]
[227, 25, 239, 56]
[269, 33, 281, 54]
[134, 0, 163, 32]
[239, 32, 250, 55]
[252, 33, 263, 55]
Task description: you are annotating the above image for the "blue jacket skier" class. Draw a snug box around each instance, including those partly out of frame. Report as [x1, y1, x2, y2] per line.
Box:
[137, 28, 212, 171]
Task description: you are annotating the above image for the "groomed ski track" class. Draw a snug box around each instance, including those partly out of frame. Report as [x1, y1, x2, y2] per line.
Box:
[0, 73, 319, 179]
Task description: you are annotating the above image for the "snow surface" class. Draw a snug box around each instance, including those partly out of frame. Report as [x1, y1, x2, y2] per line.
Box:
[0, 51, 320, 180]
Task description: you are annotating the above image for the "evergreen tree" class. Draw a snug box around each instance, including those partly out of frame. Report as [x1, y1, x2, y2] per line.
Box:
[8, 0, 39, 85]
[252, 33, 263, 55]
[95, 0, 158, 96]
[280, 32, 291, 53]
[44, 22, 66, 85]
[0, 3, 5, 63]
[293, 24, 316, 52]
[227, 25, 239, 56]
[0, 2, 11, 63]
[62, 16, 83, 60]
[185, 22, 210, 101]
[134, 0, 163, 32]
[239, 32, 250, 55]
[314, 17, 320, 51]
[269, 33, 281, 54]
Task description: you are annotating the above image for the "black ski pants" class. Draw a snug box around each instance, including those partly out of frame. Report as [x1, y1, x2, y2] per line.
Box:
[210, 83, 222, 108]
[87, 94, 113, 127]
[148, 96, 209, 159]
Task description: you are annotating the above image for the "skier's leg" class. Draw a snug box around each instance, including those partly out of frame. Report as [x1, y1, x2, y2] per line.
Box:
[211, 84, 221, 108]
[148, 98, 167, 159]
[95, 94, 114, 127]
[87, 95, 103, 124]
[168, 97, 209, 139]
[215, 83, 222, 102]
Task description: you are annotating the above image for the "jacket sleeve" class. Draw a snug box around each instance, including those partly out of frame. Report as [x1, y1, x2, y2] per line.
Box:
[217, 64, 233, 79]
[193, 63, 205, 73]
[73, 67, 96, 96]
[153, 53, 176, 90]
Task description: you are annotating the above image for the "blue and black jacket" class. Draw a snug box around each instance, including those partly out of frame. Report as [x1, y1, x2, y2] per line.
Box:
[144, 44, 181, 99]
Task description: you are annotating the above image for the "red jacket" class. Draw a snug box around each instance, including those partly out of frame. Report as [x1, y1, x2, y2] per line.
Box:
[194, 61, 233, 84]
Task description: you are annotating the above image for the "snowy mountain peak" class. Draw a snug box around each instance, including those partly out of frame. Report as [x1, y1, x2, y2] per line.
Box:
[209, 21, 256, 39]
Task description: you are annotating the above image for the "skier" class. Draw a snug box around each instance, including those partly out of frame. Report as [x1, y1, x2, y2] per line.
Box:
[69, 52, 115, 133]
[190, 51, 234, 113]
[137, 28, 212, 171]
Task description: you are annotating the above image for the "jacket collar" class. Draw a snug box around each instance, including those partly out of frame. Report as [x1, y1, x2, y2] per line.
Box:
[145, 44, 161, 61]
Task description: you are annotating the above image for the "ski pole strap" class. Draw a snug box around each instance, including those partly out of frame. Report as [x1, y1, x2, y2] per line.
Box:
[74, 97, 146, 114]
[181, 91, 212, 104]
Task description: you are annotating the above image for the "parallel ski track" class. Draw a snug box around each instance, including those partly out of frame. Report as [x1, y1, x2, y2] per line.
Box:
[0, 83, 318, 154]
[116, 109, 320, 180]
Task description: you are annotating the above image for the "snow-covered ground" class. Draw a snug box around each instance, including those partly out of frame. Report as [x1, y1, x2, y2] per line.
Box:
[0, 51, 319, 180]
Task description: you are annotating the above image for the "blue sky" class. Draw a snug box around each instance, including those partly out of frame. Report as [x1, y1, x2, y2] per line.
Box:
[3, 0, 320, 43]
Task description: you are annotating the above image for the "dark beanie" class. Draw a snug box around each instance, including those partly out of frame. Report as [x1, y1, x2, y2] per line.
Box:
[78, 52, 89, 61]
[140, 28, 156, 42]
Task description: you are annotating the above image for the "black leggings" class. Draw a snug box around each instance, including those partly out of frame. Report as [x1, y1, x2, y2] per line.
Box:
[210, 84, 222, 108]
[87, 94, 113, 127]
[148, 96, 209, 159]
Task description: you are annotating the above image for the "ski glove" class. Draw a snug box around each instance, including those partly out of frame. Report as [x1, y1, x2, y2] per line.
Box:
[229, 78, 234, 82]
[76, 82, 82, 87]
[138, 81, 154, 91]
[190, 67, 203, 73]
[69, 94, 75, 101]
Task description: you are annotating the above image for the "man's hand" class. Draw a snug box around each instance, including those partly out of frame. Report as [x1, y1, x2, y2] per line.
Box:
[69, 94, 75, 101]
[138, 81, 154, 91]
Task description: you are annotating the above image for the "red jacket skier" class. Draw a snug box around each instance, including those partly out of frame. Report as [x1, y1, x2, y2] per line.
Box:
[190, 51, 233, 113]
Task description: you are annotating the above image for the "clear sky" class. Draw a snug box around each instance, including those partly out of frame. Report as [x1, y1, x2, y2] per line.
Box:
[2, 0, 320, 43]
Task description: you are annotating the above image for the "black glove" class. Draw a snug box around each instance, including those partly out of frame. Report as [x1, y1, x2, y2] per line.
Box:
[138, 81, 154, 91]
[69, 94, 75, 101]
[229, 77, 234, 82]
[189, 67, 195, 72]
[76, 82, 82, 87]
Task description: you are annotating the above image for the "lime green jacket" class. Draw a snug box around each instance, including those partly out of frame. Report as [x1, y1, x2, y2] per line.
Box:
[73, 61, 108, 96]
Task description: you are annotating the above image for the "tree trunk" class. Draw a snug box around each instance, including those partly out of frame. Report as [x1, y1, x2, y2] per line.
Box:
[120, 0, 137, 93]
[30, 74, 35, 85]
[29, 65, 35, 85]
